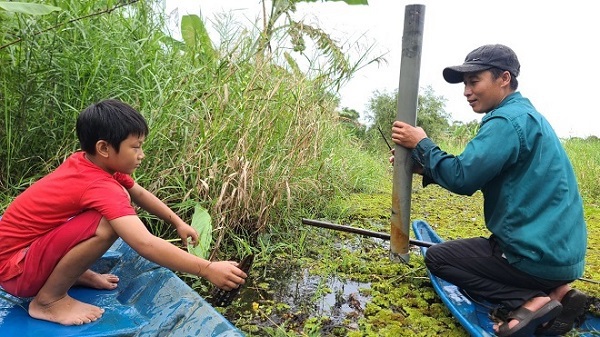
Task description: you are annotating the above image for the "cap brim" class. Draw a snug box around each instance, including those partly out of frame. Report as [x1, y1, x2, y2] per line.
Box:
[443, 64, 492, 83]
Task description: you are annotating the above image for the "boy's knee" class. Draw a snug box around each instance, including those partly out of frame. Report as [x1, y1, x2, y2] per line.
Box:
[96, 217, 118, 242]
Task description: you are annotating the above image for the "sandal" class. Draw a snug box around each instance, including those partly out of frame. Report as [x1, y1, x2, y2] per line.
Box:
[496, 300, 562, 337]
[489, 306, 510, 323]
[535, 289, 588, 336]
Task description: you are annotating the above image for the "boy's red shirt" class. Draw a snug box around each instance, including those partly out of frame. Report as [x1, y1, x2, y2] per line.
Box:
[0, 151, 137, 282]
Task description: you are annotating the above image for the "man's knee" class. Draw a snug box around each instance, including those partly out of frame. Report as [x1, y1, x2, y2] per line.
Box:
[424, 244, 445, 273]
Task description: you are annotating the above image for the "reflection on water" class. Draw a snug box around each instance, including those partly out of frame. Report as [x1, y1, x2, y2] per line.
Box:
[223, 222, 414, 332]
[237, 264, 371, 330]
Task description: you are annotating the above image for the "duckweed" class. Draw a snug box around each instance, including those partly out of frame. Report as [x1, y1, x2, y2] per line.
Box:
[224, 177, 598, 336]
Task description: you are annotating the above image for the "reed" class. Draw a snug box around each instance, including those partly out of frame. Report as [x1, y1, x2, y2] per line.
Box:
[0, 0, 385, 253]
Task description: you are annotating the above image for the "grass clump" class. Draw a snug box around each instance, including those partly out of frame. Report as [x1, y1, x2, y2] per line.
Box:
[0, 0, 383, 254]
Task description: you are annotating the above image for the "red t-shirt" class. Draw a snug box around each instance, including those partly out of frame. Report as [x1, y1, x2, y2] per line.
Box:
[0, 151, 137, 281]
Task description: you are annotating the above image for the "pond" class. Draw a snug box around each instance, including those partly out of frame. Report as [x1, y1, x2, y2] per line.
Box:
[208, 220, 469, 337]
[202, 187, 600, 336]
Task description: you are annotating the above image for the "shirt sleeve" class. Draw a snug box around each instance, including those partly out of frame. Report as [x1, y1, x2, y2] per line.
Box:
[113, 172, 135, 189]
[413, 117, 521, 195]
[83, 177, 137, 220]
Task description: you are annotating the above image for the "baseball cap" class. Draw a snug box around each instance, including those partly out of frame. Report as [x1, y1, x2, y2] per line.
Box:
[443, 44, 520, 84]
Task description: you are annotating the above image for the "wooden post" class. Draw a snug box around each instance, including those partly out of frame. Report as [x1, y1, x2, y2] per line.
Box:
[390, 4, 425, 263]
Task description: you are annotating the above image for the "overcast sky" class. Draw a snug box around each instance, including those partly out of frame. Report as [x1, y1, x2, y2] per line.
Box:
[165, 0, 599, 138]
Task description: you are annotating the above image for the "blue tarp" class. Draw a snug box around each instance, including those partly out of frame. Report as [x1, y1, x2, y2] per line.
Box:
[0, 238, 245, 337]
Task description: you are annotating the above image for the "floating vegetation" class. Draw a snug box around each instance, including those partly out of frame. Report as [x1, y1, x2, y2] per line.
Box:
[212, 177, 599, 336]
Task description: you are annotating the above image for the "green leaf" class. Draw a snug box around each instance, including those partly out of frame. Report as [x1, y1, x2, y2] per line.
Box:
[0, 2, 61, 15]
[159, 35, 186, 50]
[180, 14, 216, 59]
[187, 203, 213, 259]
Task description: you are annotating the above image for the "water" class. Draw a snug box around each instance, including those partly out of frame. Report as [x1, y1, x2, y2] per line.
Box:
[221, 223, 421, 333]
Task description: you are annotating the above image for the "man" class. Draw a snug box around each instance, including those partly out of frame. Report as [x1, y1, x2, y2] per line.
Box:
[391, 44, 587, 336]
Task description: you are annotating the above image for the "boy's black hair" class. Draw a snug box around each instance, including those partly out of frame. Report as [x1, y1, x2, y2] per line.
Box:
[76, 99, 149, 154]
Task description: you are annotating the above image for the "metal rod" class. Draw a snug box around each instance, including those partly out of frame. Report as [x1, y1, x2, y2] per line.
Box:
[577, 278, 600, 285]
[377, 125, 392, 151]
[391, 4, 426, 263]
[301, 218, 432, 248]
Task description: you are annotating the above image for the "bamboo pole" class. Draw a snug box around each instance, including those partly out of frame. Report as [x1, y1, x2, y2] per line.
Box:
[391, 4, 425, 263]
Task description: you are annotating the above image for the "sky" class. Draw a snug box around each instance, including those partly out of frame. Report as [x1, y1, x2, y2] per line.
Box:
[164, 0, 599, 138]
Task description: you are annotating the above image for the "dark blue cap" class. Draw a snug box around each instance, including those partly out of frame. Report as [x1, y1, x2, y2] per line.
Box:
[443, 44, 520, 83]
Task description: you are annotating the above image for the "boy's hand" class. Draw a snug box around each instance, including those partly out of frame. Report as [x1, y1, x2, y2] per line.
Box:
[204, 261, 248, 290]
[177, 224, 199, 247]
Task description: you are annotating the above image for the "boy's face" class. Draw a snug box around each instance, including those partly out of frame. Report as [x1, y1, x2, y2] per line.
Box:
[107, 134, 145, 174]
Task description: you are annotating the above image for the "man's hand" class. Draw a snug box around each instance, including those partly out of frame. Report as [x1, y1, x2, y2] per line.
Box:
[388, 148, 424, 174]
[391, 121, 427, 149]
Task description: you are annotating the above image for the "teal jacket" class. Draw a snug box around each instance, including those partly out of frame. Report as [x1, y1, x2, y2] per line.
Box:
[413, 92, 587, 280]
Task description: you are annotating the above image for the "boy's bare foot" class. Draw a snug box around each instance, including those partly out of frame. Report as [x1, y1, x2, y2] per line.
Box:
[29, 295, 104, 325]
[75, 269, 119, 290]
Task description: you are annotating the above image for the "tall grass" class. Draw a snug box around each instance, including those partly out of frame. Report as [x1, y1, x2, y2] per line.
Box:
[563, 137, 600, 202]
[438, 136, 600, 203]
[0, 0, 386, 253]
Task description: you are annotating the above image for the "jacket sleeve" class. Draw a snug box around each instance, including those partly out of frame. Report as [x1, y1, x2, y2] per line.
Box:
[413, 117, 520, 195]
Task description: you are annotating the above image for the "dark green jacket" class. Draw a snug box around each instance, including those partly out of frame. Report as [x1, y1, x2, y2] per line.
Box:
[413, 92, 586, 280]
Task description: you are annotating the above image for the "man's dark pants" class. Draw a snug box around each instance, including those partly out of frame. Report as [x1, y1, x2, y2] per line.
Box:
[424, 236, 568, 309]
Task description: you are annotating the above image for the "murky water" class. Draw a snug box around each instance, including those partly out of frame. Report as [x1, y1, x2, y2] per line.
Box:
[234, 263, 371, 330]
[285, 269, 370, 318]
[216, 222, 425, 333]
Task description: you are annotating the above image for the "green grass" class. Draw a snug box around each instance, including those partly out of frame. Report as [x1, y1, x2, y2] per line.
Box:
[0, 0, 382, 254]
[563, 137, 600, 202]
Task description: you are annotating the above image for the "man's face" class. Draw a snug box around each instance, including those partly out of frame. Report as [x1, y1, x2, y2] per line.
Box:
[462, 70, 510, 113]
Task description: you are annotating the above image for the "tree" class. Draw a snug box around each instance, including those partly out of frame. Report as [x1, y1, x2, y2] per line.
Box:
[365, 85, 450, 144]
[417, 86, 450, 139]
[338, 107, 366, 139]
[256, 0, 381, 93]
[339, 107, 360, 121]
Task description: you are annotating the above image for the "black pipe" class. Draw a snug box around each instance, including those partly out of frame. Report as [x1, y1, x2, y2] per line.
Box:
[301, 218, 433, 248]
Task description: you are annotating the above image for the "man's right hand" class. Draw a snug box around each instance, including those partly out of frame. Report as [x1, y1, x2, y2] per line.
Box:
[391, 121, 427, 149]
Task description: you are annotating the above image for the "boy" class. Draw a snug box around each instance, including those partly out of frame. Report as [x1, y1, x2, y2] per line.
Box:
[391, 44, 587, 336]
[0, 99, 247, 326]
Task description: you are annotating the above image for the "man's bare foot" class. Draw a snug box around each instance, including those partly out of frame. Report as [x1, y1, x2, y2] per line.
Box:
[549, 284, 571, 302]
[29, 295, 104, 325]
[75, 270, 119, 290]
